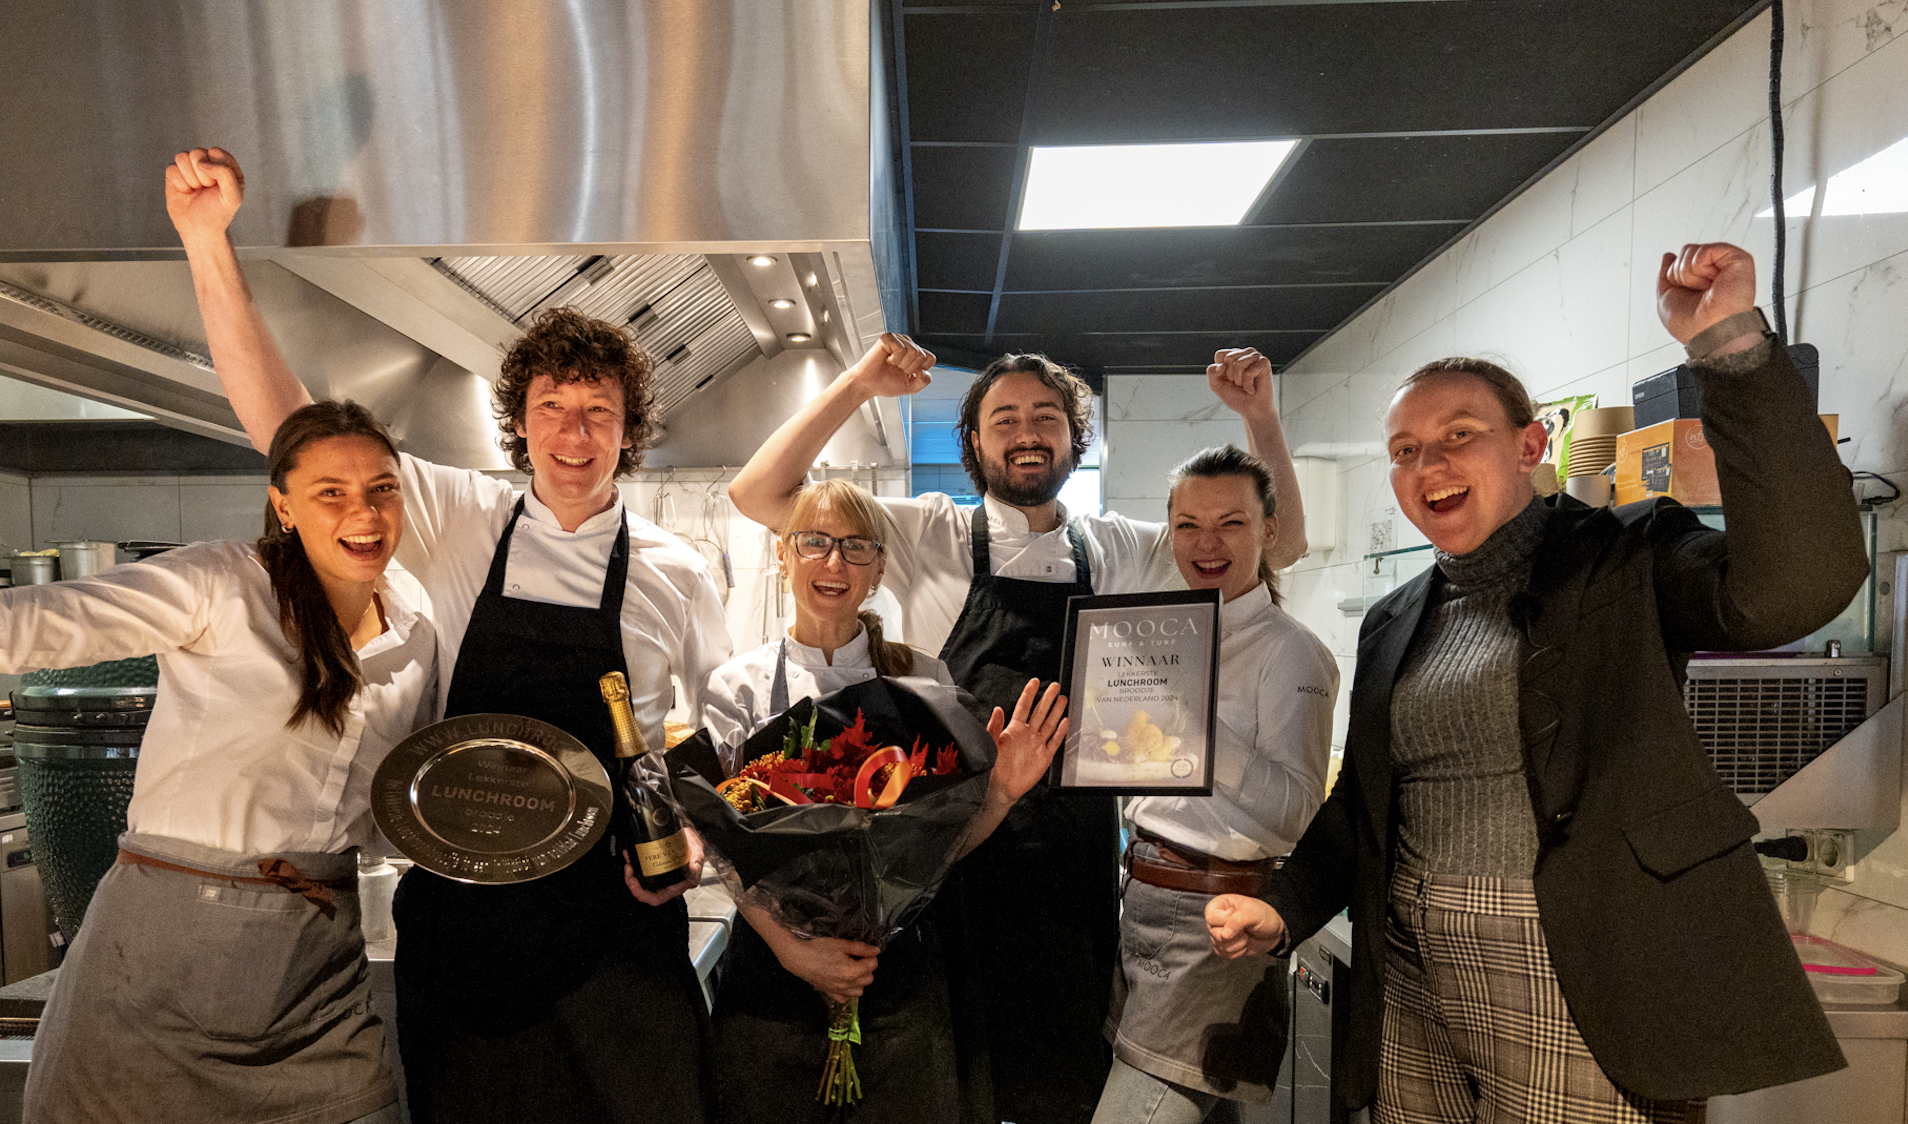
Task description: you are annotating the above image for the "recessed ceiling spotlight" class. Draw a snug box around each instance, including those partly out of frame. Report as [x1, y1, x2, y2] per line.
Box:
[768, 298, 796, 310]
[748, 254, 778, 267]
[804, 272, 819, 289]
[1016, 140, 1300, 230]
[820, 309, 830, 323]
[786, 332, 812, 343]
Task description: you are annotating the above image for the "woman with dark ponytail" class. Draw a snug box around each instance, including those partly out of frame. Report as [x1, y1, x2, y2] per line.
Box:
[4, 400, 435, 1124]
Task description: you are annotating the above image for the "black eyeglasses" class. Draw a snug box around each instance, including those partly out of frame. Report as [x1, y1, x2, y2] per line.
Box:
[788, 531, 883, 566]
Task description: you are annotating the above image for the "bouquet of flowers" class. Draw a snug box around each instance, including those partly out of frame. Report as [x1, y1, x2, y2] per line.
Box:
[667, 675, 998, 1106]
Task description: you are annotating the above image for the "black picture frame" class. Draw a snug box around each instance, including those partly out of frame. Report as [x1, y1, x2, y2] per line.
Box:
[1049, 588, 1221, 795]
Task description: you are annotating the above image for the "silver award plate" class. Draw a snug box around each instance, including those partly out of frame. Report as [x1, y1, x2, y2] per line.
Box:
[372, 713, 612, 885]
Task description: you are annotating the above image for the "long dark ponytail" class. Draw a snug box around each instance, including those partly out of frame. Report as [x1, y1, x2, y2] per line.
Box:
[256, 400, 401, 737]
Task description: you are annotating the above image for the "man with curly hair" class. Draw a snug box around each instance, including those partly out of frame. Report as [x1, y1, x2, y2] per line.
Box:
[730, 337, 1308, 1124]
[166, 147, 729, 1124]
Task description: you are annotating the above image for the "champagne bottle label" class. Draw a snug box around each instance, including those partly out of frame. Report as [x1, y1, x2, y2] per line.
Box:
[634, 830, 690, 876]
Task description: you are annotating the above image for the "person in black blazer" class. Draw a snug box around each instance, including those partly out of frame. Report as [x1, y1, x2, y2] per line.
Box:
[1207, 241, 1863, 1122]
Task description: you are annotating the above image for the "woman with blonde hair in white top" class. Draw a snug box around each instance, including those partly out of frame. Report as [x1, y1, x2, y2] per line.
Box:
[703, 478, 1066, 1124]
[6, 401, 435, 1124]
[1093, 444, 1338, 1124]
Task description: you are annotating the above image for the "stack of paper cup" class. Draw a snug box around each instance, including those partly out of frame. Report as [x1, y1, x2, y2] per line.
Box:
[1566, 407, 1634, 480]
[1562, 407, 1633, 507]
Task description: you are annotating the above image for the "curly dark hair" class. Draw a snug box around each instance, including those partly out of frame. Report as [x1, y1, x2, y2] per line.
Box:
[955, 353, 1095, 495]
[494, 307, 657, 477]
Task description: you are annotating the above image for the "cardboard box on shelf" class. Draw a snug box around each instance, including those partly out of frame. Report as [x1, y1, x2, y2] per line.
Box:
[1613, 415, 1838, 506]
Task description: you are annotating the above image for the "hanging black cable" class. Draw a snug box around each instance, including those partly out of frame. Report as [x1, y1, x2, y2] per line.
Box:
[1769, 0, 1789, 344]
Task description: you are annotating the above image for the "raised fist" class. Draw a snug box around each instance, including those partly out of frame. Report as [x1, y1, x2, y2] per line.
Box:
[165, 147, 246, 245]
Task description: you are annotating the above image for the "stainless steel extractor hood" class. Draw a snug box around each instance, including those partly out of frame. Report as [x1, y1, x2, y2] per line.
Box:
[0, 0, 907, 471]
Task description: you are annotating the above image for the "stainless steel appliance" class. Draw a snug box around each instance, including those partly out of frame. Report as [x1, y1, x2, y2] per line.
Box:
[0, 0, 907, 473]
[0, 815, 48, 986]
[49, 542, 115, 581]
[1292, 917, 1367, 1124]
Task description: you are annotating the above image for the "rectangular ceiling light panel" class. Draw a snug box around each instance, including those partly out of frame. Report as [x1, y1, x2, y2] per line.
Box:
[1017, 140, 1299, 231]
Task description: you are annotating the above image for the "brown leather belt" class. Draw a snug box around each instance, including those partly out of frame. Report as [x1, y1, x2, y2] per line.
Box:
[117, 849, 355, 919]
[1127, 832, 1270, 897]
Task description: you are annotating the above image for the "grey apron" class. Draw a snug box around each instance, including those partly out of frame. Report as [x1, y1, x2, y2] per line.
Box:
[24, 831, 393, 1124]
[1104, 842, 1290, 1102]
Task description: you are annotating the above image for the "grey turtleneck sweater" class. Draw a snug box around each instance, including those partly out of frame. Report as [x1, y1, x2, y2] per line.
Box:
[1390, 496, 1548, 878]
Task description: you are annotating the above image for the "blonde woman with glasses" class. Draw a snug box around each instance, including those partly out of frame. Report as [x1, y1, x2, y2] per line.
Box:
[703, 479, 1063, 1124]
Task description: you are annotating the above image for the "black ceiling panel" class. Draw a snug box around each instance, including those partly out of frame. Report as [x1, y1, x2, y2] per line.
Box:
[1255, 133, 1585, 225]
[1001, 223, 1465, 291]
[903, 11, 1040, 143]
[1027, 2, 1761, 142]
[993, 285, 1380, 335]
[909, 144, 1020, 231]
[914, 231, 1006, 292]
[923, 331, 1316, 373]
[918, 290, 996, 336]
[892, 1, 1762, 372]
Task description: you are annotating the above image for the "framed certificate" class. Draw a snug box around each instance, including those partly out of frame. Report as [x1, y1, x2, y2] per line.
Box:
[1051, 588, 1221, 794]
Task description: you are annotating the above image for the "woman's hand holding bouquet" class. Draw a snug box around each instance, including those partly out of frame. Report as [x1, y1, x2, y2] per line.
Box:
[665, 674, 1068, 1106]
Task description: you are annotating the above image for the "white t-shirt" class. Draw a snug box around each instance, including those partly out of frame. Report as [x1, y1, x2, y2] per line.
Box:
[0, 541, 437, 854]
[1128, 584, 1337, 861]
[873, 492, 1180, 654]
[397, 455, 733, 747]
[700, 627, 954, 773]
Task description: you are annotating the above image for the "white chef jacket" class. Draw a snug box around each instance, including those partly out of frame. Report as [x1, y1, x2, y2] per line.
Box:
[0, 541, 436, 855]
[1128, 584, 1337, 862]
[701, 628, 955, 773]
[397, 455, 733, 746]
[874, 493, 1179, 655]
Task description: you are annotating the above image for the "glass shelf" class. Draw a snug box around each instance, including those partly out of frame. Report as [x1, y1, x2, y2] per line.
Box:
[1339, 508, 1878, 655]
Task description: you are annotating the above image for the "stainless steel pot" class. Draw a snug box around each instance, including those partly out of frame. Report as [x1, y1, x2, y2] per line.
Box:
[9, 556, 59, 585]
[51, 541, 118, 580]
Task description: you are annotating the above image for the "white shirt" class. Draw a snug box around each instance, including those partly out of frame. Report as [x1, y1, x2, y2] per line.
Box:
[397, 455, 733, 746]
[701, 628, 955, 773]
[0, 542, 436, 855]
[875, 493, 1180, 654]
[1128, 584, 1337, 861]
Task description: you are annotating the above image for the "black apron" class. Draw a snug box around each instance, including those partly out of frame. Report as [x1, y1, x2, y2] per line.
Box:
[709, 641, 957, 1124]
[936, 506, 1121, 1124]
[392, 499, 708, 1124]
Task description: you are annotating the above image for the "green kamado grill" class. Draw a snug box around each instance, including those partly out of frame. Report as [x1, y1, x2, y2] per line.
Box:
[12, 655, 157, 945]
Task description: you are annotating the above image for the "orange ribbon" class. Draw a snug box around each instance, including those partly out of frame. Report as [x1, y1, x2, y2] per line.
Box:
[854, 747, 912, 809]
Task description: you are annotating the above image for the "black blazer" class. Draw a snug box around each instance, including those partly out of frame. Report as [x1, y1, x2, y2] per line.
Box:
[1264, 344, 1866, 1107]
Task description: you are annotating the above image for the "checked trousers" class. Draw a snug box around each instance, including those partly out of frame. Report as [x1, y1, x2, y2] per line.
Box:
[1376, 868, 1705, 1124]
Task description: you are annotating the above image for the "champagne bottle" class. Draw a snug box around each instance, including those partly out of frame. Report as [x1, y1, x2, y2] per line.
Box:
[599, 671, 691, 891]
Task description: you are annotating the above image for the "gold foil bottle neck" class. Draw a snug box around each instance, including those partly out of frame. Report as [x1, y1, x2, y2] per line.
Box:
[598, 671, 648, 759]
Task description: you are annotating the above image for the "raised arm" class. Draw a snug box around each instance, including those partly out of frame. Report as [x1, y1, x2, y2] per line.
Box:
[728, 334, 935, 532]
[1207, 348, 1307, 568]
[1651, 243, 1866, 649]
[165, 147, 313, 453]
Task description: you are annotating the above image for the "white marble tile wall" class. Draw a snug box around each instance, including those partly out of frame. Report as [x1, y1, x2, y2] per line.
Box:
[1102, 375, 1251, 524]
[1251, 0, 1908, 938]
